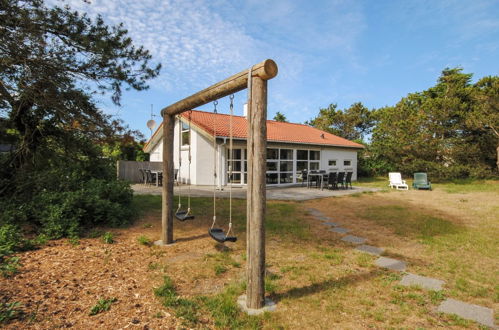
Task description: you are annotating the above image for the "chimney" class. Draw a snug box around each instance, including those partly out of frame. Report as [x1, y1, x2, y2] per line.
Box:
[243, 103, 248, 118]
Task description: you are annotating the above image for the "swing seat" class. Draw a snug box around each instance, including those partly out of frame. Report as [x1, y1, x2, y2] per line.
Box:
[175, 210, 195, 221]
[209, 228, 237, 243]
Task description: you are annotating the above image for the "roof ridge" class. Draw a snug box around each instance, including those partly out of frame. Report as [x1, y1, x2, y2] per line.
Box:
[187, 109, 314, 128]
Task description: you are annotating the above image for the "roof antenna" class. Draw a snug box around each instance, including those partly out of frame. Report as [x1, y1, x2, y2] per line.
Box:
[146, 104, 157, 137]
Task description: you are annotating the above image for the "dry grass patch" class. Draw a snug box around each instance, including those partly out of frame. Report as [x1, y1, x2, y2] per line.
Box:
[1, 181, 497, 329]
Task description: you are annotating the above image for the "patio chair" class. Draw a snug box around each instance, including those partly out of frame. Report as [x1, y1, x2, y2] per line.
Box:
[388, 172, 408, 190]
[297, 169, 308, 186]
[139, 168, 147, 185]
[308, 170, 319, 188]
[336, 172, 345, 189]
[145, 169, 156, 185]
[327, 172, 338, 190]
[345, 172, 353, 189]
[413, 172, 432, 190]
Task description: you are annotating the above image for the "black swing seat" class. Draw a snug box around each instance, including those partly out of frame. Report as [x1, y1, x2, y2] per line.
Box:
[175, 211, 195, 221]
[209, 228, 237, 243]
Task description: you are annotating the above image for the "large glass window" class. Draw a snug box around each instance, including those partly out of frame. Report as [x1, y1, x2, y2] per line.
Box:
[295, 149, 321, 177]
[297, 150, 308, 160]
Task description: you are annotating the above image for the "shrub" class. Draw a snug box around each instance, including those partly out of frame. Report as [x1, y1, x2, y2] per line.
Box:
[0, 224, 22, 260]
[102, 232, 114, 244]
[0, 256, 20, 278]
[32, 179, 134, 239]
[89, 297, 117, 316]
[137, 236, 152, 246]
[0, 301, 22, 323]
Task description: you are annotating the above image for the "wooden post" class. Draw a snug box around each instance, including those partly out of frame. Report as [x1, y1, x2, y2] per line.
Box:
[246, 76, 267, 309]
[161, 59, 277, 117]
[161, 114, 175, 244]
[158, 59, 277, 310]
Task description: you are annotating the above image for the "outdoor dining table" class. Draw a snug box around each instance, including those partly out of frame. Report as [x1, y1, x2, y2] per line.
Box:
[307, 172, 328, 190]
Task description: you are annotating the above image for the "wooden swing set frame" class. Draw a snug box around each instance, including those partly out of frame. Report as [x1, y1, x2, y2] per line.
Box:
[158, 59, 278, 309]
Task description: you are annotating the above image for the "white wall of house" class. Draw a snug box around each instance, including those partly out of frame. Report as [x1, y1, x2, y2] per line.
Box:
[149, 124, 360, 185]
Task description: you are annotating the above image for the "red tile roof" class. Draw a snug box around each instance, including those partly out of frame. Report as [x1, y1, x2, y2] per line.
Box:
[182, 110, 364, 148]
[144, 110, 364, 151]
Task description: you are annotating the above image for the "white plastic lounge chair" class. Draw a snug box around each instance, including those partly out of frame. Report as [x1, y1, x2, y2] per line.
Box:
[388, 172, 409, 190]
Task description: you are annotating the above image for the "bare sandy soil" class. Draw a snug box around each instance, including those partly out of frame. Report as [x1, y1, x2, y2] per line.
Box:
[1, 185, 497, 329]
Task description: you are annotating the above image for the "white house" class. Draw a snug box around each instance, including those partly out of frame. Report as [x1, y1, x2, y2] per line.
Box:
[143, 110, 364, 186]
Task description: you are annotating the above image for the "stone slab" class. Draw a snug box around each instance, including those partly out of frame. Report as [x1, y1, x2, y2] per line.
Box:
[375, 257, 407, 271]
[330, 227, 350, 234]
[322, 222, 340, 227]
[316, 216, 331, 221]
[237, 295, 277, 315]
[356, 245, 384, 256]
[437, 298, 495, 328]
[400, 273, 445, 291]
[341, 235, 367, 244]
[306, 208, 325, 217]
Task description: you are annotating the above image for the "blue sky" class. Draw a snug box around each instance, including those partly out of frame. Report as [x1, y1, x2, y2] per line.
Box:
[53, 0, 499, 139]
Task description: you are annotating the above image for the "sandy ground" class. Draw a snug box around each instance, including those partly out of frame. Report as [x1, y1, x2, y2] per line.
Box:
[1, 186, 497, 329]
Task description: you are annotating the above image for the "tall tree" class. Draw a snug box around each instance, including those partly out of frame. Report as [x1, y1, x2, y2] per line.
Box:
[0, 0, 161, 172]
[469, 76, 499, 171]
[273, 111, 288, 122]
[307, 102, 374, 141]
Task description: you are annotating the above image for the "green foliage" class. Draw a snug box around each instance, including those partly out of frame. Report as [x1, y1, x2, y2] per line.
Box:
[214, 264, 227, 276]
[137, 235, 152, 246]
[307, 102, 374, 141]
[368, 68, 498, 179]
[0, 0, 158, 243]
[0, 224, 22, 260]
[154, 276, 200, 325]
[204, 282, 262, 329]
[89, 297, 117, 316]
[1, 256, 20, 277]
[273, 111, 288, 122]
[309, 68, 498, 179]
[33, 179, 133, 239]
[0, 301, 22, 323]
[102, 232, 115, 244]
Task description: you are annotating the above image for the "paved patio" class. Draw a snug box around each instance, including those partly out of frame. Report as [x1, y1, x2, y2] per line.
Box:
[132, 184, 379, 201]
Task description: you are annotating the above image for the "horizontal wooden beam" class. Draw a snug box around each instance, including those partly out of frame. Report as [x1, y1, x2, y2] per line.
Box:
[160, 59, 278, 117]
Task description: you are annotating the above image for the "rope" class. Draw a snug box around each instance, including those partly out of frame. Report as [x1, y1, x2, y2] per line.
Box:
[176, 115, 182, 214]
[227, 94, 234, 236]
[211, 101, 218, 229]
[187, 111, 192, 215]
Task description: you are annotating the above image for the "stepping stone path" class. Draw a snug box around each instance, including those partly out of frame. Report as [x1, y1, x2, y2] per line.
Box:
[306, 206, 496, 328]
[322, 222, 340, 227]
[437, 298, 495, 328]
[330, 227, 350, 234]
[306, 208, 325, 217]
[356, 245, 384, 256]
[341, 235, 366, 245]
[375, 257, 407, 271]
[400, 273, 445, 291]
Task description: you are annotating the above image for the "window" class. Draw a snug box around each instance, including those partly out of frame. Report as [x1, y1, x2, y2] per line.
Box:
[227, 148, 244, 184]
[267, 149, 278, 160]
[181, 121, 190, 146]
[297, 150, 308, 160]
[328, 160, 337, 166]
[344, 160, 351, 166]
[280, 149, 293, 160]
[310, 150, 320, 160]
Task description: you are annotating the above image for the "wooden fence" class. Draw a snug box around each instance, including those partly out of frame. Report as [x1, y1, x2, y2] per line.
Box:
[116, 161, 163, 183]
